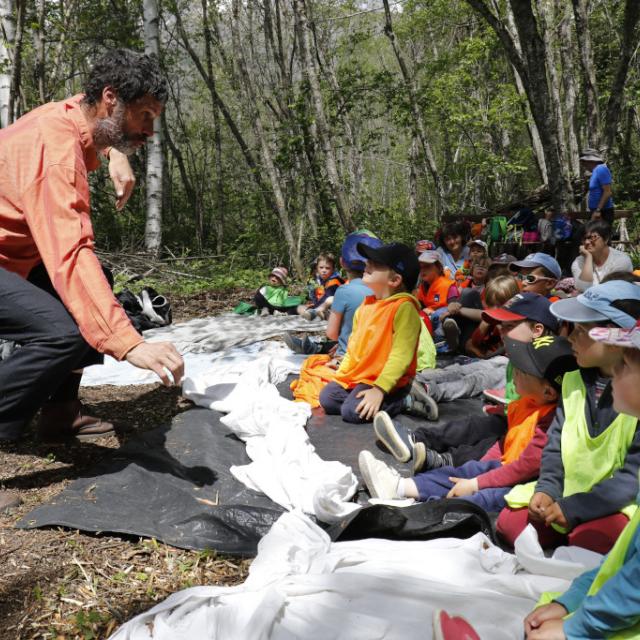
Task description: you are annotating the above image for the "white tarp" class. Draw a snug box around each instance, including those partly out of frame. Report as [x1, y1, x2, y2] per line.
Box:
[109, 512, 601, 640]
[81, 314, 323, 387]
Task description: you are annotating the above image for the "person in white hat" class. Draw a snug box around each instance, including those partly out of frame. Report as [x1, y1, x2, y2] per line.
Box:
[579, 148, 615, 226]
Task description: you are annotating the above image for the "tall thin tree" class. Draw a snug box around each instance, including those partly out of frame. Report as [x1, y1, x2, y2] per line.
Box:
[143, 0, 163, 255]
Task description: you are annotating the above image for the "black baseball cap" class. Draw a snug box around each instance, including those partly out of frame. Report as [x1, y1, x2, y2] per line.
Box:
[357, 242, 420, 292]
[482, 292, 559, 333]
[504, 335, 577, 391]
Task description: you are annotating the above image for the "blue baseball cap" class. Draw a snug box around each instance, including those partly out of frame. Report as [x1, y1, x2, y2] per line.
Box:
[509, 252, 561, 280]
[341, 232, 383, 271]
[550, 281, 640, 328]
[482, 292, 558, 332]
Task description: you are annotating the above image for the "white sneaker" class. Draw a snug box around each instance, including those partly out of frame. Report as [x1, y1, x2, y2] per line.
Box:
[358, 450, 401, 500]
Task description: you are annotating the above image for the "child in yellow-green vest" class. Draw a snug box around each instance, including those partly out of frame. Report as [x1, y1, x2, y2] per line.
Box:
[524, 319, 640, 640]
[319, 242, 421, 424]
[497, 281, 640, 556]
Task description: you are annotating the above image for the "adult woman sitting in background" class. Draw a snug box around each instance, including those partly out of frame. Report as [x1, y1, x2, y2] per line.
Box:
[571, 220, 633, 291]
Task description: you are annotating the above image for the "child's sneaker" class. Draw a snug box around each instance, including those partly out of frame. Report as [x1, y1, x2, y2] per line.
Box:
[373, 411, 414, 462]
[482, 403, 505, 416]
[283, 332, 304, 352]
[358, 450, 401, 499]
[433, 609, 480, 640]
[483, 387, 507, 404]
[302, 308, 318, 321]
[442, 317, 461, 352]
[406, 380, 439, 421]
[424, 448, 453, 471]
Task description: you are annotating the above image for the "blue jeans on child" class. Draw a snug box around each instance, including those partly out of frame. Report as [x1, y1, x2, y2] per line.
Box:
[319, 381, 409, 424]
[412, 459, 510, 512]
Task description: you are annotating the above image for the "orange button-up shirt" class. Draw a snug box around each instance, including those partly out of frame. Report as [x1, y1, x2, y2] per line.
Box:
[0, 95, 143, 360]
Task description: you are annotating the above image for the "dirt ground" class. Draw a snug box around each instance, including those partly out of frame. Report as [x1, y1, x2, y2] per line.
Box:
[0, 288, 256, 640]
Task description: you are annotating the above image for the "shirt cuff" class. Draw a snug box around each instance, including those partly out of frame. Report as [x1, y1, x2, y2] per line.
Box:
[101, 326, 144, 361]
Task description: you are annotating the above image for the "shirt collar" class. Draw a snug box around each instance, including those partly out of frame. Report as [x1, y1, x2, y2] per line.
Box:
[64, 94, 100, 171]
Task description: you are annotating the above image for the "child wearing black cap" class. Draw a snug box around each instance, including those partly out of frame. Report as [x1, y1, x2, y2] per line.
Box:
[318, 242, 421, 424]
[358, 336, 576, 510]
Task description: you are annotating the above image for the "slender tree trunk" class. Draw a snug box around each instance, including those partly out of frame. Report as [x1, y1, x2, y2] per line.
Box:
[7, 0, 23, 123]
[230, 0, 303, 275]
[408, 137, 418, 220]
[467, 0, 573, 211]
[504, 2, 547, 183]
[601, 0, 640, 154]
[143, 0, 163, 255]
[382, 0, 445, 220]
[0, 0, 15, 128]
[33, 0, 45, 103]
[558, 0, 580, 175]
[293, 0, 355, 231]
[571, 0, 600, 147]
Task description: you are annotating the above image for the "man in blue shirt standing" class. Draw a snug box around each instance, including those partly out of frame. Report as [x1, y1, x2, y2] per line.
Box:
[580, 148, 615, 226]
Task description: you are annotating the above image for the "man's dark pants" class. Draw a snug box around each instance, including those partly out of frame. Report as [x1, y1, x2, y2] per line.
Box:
[0, 265, 100, 440]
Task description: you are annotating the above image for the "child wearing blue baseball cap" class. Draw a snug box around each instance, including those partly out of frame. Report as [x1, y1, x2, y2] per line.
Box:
[509, 252, 561, 301]
[497, 280, 640, 555]
[524, 319, 640, 640]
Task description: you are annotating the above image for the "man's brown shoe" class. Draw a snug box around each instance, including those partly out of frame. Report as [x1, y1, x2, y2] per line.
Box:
[0, 490, 22, 512]
[37, 400, 115, 442]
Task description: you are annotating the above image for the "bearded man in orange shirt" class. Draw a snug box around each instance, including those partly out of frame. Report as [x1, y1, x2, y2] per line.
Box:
[0, 49, 184, 510]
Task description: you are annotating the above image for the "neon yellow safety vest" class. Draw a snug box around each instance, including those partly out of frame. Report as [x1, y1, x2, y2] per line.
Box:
[505, 371, 638, 533]
[536, 506, 640, 639]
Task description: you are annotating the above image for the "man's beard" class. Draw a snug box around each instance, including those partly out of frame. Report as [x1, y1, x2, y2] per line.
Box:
[93, 101, 146, 156]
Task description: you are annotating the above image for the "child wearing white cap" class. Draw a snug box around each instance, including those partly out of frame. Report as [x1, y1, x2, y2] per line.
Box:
[524, 320, 640, 640]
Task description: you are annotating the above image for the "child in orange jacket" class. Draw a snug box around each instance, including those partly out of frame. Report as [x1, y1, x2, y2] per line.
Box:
[319, 242, 421, 424]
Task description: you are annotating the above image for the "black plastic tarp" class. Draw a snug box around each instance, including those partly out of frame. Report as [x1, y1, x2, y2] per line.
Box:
[17, 378, 485, 554]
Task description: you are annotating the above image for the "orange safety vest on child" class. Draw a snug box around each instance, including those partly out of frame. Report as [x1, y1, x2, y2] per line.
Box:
[334, 293, 420, 392]
[416, 275, 453, 312]
[501, 396, 557, 465]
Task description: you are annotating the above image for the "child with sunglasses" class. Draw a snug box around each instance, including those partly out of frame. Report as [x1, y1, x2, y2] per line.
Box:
[509, 252, 561, 301]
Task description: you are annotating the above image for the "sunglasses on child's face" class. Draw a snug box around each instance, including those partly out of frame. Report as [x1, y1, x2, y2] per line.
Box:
[516, 273, 555, 284]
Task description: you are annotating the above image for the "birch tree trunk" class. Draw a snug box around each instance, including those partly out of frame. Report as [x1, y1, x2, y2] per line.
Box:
[7, 0, 23, 122]
[293, 0, 355, 231]
[143, 0, 163, 255]
[382, 0, 445, 220]
[571, 0, 600, 147]
[557, 0, 580, 175]
[230, 0, 303, 275]
[0, 0, 14, 128]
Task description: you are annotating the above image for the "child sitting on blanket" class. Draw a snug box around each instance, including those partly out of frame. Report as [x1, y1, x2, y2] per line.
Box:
[441, 270, 517, 355]
[497, 280, 640, 555]
[357, 335, 576, 516]
[524, 321, 640, 640]
[319, 242, 421, 424]
[375, 292, 561, 472]
[297, 253, 344, 321]
[254, 267, 297, 315]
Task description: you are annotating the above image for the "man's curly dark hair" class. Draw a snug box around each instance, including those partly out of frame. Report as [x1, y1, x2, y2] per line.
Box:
[82, 49, 167, 106]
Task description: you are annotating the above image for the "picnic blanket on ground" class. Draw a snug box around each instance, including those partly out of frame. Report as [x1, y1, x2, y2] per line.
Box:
[82, 338, 311, 388]
[81, 314, 325, 387]
[108, 510, 602, 640]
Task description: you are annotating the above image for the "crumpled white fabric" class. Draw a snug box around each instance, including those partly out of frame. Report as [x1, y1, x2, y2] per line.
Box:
[182, 344, 360, 524]
[109, 511, 601, 640]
